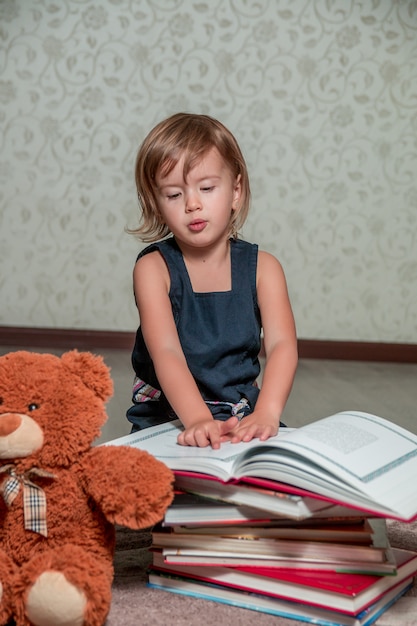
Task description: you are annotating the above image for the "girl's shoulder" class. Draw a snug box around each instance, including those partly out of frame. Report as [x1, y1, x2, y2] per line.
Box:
[134, 238, 178, 291]
[136, 237, 177, 262]
[133, 246, 170, 296]
[256, 249, 286, 281]
[257, 248, 282, 264]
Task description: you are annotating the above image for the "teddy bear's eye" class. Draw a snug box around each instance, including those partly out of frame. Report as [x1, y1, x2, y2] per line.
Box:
[28, 403, 39, 411]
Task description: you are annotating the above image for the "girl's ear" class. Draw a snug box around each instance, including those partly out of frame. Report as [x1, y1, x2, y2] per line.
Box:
[232, 174, 242, 212]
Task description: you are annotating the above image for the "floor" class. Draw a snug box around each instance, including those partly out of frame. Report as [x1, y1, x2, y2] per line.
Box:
[1, 345, 416, 444]
[2, 344, 417, 625]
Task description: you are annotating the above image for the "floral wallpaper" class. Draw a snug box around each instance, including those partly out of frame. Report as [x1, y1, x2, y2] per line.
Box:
[1, 0, 416, 342]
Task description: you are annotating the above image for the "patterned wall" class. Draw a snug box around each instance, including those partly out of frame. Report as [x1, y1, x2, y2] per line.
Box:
[1, 0, 416, 342]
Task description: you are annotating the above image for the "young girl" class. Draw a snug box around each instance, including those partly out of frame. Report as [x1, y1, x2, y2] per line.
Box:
[127, 113, 298, 449]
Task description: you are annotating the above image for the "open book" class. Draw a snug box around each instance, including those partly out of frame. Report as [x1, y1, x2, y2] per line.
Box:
[106, 411, 417, 522]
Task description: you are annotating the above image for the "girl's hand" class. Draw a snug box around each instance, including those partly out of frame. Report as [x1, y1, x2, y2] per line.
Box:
[228, 412, 279, 444]
[177, 416, 239, 449]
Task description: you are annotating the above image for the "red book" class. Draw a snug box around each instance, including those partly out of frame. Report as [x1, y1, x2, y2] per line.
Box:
[150, 547, 417, 615]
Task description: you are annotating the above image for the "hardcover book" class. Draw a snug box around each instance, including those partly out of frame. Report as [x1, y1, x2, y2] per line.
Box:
[148, 570, 413, 626]
[150, 547, 417, 615]
[106, 411, 417, 521]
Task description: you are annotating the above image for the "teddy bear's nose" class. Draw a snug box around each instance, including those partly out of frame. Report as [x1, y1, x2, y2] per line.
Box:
[0, 413, 22, 436]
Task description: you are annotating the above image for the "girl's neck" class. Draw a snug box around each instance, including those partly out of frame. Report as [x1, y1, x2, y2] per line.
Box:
[176, 238, 232, 293]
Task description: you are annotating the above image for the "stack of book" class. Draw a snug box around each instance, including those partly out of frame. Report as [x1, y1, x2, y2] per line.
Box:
[148, 498, 417, 625]
[108, 410, 417, 625]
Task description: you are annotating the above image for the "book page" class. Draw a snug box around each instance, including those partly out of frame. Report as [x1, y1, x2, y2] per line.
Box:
[243, 411, 417, 482]
[106, 419, 294, 481]
[236, 411, 417, 518]
[106, 411, 417, 519]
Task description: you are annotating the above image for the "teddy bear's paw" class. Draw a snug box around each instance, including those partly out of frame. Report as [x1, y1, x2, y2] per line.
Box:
[25, 571, 86, 626]
[17, 545, 112, 626]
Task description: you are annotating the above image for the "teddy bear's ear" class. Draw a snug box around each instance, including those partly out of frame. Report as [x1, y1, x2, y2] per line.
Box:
[61, 350, 114, 402]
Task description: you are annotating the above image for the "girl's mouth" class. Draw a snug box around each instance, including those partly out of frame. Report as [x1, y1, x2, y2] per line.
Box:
[188, 220, 207, 232]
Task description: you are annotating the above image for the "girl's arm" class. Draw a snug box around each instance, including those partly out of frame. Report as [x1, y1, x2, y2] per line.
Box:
[230, 250, 298, 443]
[133, 251, 237, 448]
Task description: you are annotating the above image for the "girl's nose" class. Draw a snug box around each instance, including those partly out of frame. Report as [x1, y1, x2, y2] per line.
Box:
[185, 192, 201, 212]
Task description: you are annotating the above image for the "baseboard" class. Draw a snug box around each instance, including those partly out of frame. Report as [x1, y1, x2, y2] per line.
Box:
[0, 326, 416, 363]
[296, 339, 417, 363]
[0, 326, 136, 351]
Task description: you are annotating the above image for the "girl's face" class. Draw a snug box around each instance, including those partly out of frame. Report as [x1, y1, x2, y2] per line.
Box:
[154, 148, 241, 249]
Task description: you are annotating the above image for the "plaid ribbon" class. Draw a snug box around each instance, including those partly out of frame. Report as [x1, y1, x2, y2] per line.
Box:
[0, 464, 56, 537]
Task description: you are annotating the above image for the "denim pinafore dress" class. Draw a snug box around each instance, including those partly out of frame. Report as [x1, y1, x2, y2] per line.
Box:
[127, 237, 262, 431]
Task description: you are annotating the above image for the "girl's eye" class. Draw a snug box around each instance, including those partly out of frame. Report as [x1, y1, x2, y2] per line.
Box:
[201, 186, 214, 192]
[167, 192, 181, 200]
[28, 403, 39, 411]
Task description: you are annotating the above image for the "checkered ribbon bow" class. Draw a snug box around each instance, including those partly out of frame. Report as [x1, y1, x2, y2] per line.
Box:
[0, 464, 56, 537]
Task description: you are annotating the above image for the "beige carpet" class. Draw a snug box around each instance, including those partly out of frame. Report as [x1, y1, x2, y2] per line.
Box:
[107, 519, 417, 626]
[2, 348, 416, 624]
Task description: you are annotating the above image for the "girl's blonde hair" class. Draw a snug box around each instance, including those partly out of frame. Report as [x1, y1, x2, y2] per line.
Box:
[130, 113, 251, 242]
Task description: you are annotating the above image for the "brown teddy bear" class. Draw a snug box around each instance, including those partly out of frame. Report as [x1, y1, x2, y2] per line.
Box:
[0, 350, 174, 626]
